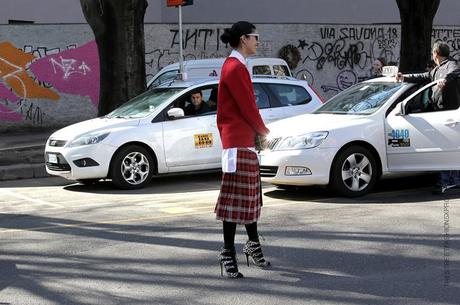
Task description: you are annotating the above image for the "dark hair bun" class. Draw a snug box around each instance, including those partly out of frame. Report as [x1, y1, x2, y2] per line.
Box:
[220, 28, 233, 44]
[220, 21, 256, 48]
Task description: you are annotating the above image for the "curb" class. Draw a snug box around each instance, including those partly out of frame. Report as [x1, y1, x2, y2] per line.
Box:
[0, 163, 50, 181]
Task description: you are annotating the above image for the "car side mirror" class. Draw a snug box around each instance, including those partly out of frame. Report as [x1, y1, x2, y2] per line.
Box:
[167, 108, 185, 118]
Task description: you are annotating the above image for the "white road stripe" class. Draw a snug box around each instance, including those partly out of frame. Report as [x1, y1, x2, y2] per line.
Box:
[0, 189, 64, 208]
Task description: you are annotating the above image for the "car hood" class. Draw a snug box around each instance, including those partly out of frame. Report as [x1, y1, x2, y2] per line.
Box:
[266, 113, 370, 138]
[49, 117, 140, 140]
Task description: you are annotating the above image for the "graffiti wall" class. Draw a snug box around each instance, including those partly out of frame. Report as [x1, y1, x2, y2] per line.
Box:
[1, 23, 459, 131]
[0, 24, 98, 131]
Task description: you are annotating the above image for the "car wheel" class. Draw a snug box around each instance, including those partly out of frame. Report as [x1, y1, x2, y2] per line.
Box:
[110, 145, 155, 189]
[76, 179, 99, 185]
[330, 145, 377, 197]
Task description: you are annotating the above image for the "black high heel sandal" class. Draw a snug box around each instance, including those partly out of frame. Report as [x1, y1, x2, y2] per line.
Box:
[243, 240, 271, 268]
[219, 248, 243, 278]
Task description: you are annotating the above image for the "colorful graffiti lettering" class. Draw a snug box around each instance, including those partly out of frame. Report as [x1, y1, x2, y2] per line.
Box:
[30, 41, 99, 106]
[0, 41, 60, 101]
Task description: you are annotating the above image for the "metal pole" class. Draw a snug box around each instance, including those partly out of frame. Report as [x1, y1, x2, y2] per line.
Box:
[178, 4, 184, 79]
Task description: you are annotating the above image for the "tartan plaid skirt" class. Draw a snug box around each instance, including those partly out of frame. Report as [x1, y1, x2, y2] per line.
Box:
[215, 148, 262, 224]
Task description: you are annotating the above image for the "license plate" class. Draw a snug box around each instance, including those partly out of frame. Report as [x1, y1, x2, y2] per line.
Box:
[48, 153, 58, 163]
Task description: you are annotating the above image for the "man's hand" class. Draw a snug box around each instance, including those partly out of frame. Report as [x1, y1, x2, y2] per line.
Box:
[255, 135, 268, 151]
[396, 72, 404, 82]
[437, 78, 447, 89]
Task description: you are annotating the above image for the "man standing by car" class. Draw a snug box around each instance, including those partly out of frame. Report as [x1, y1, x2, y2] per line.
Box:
[396, 42, 460, 194]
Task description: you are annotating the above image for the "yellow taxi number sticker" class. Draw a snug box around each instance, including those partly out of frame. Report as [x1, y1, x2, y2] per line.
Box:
[194, 133, 213, 148]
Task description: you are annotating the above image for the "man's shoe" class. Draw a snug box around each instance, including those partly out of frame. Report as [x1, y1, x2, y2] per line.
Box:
[432, 184, 456, 195]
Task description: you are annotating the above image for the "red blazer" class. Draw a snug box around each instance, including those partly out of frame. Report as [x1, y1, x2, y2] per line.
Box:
[217, 57, 269, 149]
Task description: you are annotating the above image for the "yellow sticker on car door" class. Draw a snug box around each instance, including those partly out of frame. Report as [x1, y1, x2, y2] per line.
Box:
[194, 133, 213, 148]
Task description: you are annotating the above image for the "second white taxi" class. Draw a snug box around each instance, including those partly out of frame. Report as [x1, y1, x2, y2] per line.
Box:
[259, 77, 460, 197]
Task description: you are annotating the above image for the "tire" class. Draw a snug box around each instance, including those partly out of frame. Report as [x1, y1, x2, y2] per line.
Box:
[329, 145, 378, 197]
[76, 179, 99, 185]
[110, 145, 155, 190]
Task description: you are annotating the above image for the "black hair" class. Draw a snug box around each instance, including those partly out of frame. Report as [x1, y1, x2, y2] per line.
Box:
[220, 21, 256, 48]
[376, 57, 387, 66]
[432, 42, 450, 58]
[190, 89, 202, 97]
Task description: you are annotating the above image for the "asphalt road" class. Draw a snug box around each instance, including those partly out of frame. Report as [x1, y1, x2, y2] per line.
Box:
[0, 174, 459, 305]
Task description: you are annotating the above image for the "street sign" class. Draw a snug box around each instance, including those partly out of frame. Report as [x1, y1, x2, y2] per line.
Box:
[167, 0, 193, 7]
[167, 0, 183, 7]
[166, 0, 194, 79]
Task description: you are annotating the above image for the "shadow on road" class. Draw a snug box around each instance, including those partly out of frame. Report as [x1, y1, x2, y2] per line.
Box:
[0, 213, 458, 304]
[62, 171, 223, 195]
[263, 174, 460, 203]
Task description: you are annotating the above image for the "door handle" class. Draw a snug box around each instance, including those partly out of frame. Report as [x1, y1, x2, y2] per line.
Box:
[443, 119, 460, 127]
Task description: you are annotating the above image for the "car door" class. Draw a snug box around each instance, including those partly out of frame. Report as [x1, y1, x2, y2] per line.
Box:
[385, 82, 460, 171]
[162, 85, 222, 169]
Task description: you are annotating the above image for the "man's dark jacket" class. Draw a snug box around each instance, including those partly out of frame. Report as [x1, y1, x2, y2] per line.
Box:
[404, 59, 460, 111]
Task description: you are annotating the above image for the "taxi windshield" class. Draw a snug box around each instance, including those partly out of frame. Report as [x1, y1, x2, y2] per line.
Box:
[315, 82, 405, 115]
[107, 88, 183, 118]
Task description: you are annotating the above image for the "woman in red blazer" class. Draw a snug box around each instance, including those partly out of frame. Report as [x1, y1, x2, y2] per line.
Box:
[214, 21, 270, 278]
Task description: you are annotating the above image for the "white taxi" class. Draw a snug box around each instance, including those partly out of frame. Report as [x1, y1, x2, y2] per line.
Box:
[45, 77, 323, 189]
[259, 77, 460, 197]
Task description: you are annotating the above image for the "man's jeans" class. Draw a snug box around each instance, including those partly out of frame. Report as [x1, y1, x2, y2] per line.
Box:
[438, 170, 460, 186]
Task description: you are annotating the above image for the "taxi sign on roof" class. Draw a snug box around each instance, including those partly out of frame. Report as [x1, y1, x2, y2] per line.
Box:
[382, 65, 399, 77]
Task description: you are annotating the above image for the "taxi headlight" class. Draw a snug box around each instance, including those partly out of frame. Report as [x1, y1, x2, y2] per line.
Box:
[275, 131, 328, 151]
[68, 131, 110, 147]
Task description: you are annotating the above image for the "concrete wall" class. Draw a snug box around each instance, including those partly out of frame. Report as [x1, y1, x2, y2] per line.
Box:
[1, 0, 460, 26]
[1, 23, 460, 131]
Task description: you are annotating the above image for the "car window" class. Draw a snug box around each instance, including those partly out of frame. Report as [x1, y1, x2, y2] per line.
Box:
[253, 84, 270, 109]
[168, 85, 218, 118]
[253, 65, 271, 75]
[267, 83, 312, 107]
[149, 70, 178, 89]
[405, 85, 436, 114]
[273, 65, 291, 76]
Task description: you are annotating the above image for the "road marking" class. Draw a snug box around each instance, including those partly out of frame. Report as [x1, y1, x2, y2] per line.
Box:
[160, 207, 196, 214]
[0, 189, 64, 208]
[0, 199, 308, 234]
[0, 211, 212, 234]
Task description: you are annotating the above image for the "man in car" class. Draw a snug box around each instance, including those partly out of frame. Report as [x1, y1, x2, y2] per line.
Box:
[185, 90, 210, 115]
[396, 42, 460, 194]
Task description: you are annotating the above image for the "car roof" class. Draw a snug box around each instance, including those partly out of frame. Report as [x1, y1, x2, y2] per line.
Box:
[361, 76, 399, 83]
[158, 58, 226, 71]
[156, 75, 306, 89]
[157, 57, 289, 72]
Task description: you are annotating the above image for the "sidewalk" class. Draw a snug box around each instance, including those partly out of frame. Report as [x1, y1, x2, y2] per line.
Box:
[0, 129, 56, 181]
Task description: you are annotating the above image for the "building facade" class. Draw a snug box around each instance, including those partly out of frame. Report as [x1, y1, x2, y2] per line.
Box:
[0, 1, 459, 130]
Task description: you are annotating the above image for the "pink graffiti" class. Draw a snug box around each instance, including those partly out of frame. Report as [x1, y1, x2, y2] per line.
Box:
[0, 104, 22, 122]
[30, 41, 99, 106]
[0, 82, 19, 103]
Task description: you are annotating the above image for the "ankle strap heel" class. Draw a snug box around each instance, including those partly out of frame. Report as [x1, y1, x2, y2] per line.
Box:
[243, 240, 271, 268]
[219, 248, 244, 278]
